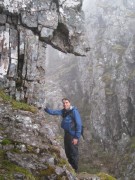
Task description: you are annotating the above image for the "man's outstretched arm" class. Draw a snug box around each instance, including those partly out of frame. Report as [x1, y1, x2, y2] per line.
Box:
[44, 107, 62, 116]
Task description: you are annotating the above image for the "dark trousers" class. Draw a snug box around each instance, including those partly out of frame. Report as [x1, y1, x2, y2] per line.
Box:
[64, 132, 79, 171]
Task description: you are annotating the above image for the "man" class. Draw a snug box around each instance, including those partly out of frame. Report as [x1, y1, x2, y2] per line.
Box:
[44, 98, 82, 172]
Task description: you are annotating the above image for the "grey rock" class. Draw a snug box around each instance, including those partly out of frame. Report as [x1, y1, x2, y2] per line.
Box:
[55, 166, 64, 175]
[20, 144, 27, 152]
[0, 14, 7, 24]
[0, 102, 77, 179]
[40, 27, 54, 40]
[38, 9, 58, 29]
[21, 11, 38, 28]
[0, 0, 89, 107]
[14, 173, 25, 180]
[47, 157, 55, 166]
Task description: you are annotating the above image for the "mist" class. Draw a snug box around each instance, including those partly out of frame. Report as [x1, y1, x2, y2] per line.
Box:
[45, 0, 135, 178]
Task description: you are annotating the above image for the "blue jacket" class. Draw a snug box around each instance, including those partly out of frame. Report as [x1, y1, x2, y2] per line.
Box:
[44, 106, 82, 139]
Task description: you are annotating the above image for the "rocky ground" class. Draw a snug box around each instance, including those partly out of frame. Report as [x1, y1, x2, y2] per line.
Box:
[0, 90, 116, 180]
[0, 90, 76, 180]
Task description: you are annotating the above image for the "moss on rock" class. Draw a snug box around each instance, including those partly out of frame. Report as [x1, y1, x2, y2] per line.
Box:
[97, 172, 116, 180]
[39, 165, 55, 176]
[1, 139, 12, 146]
[0, 159, 35, 180]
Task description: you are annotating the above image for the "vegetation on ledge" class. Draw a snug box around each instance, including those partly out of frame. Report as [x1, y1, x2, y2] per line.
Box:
[0, 89, 37, 113]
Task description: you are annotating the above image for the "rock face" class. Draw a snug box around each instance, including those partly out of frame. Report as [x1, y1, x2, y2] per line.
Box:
[80, 1, 135, 178]
[0, 0, 88, 107]
[82, 0, 135, 143]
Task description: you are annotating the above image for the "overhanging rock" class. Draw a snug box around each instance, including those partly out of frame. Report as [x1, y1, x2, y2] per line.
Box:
[0, 0, 89, 55]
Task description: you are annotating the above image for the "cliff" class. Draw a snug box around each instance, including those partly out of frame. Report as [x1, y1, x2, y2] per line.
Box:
[0, 0, 88, 107]
[1, 0, 135, 179]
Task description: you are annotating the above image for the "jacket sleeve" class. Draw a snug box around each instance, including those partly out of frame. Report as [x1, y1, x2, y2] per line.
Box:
[72, 108, 82, 139]
[44, 107, 62, 116]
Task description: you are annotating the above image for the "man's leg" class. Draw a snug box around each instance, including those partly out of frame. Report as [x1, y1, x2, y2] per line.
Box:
[64, 132, 79, 172]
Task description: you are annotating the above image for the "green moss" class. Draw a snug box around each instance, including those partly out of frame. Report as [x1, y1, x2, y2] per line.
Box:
[0, 149, 35, 179]
[0, 89, 37, 113]
[130, 136, 135, 143]
[130, 144, 135, 149]
[0, 90, 11, 102]
[39, 165, 55, 176]
[122, 154, 132, 164]
[0, 150, 5, 159]
[58, 158, 73, 171]
[49, 146, 61, 158]
[57, 175, 67, 180]
[1, 139, 12, 146]
[40, 167, 69, 180]
[12, 100, 37, 113]
[1, 140, 22, 154]
[58, 158, 68, 166]
[11, 149, 21, 154]
[0, 127, 6, 131]
[49, 146, 75, 176]
[0, 175, 4, 180]
[58, 158, 75, 175]
[1, 160, 35, 180]
[129, 136, 135, 151]
[27, 145, 34, 153]
[97, 172, 116, 180]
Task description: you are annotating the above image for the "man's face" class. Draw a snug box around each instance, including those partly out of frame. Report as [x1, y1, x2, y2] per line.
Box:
[62, 100, 71, 110]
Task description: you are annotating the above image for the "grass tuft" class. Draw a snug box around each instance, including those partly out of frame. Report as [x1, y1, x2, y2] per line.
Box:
[1, 139, 12, 146]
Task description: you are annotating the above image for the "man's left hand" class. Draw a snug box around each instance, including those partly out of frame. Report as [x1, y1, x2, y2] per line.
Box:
[72, 138, 78, 145]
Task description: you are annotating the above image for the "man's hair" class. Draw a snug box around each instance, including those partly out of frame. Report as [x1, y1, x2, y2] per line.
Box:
[62, 98, 70, 103]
